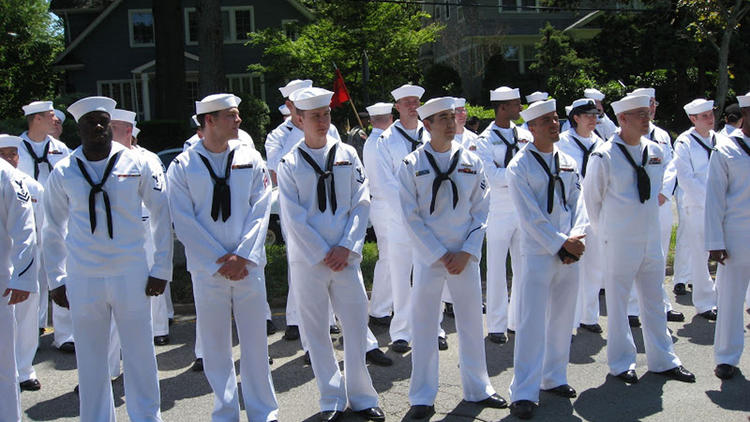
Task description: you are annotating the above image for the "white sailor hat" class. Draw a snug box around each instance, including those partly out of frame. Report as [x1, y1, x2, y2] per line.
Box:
[526, 91, 549, 103]
[565, 105, 573, 117]
[611, 95, 650, 115]
[490, 86, 520, 101]
[191, 114, 200, 128]
[67, 96, 117, 122]
[195, 94, 241, 115]
[683, 98, 714, 116]
[569, 98, 598, 114]
[278, 104, 290, 115]
[54, 109, 66, 123]
[111, 109, 136, 125]
[279, 79, 313, 98]
[366, 102, 393, 116]
[22, 101, 54, 116]
[391, 84, 425, 101]
[0, 134, 22, 149]
[629, 87, 656, 99]
[520, 99, 557, 122]
[453, 97, 467, 108]
[738, 92, 750, 108]
[417, 97, 455, 120]
[583, 88, 605, 101]
[132, 126, 140, 138]
[289, 87, 334, 110]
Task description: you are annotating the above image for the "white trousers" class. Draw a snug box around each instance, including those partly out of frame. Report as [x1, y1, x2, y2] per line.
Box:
[485, 208, 520, 334]
[409, 259, 495, 406]
[0, 298, 21, 422]
[603, 238, 681, 375]
[386, 222, 413, 343]
[38, 275, 47, 328]
[575, 228, 604, 327]
[150, 286, 171, 337]
[672, 196, 690, 286]
[682, 206, 717, 313]
[193, 269, 279, 422]
[289, 258, 378, 412]
[714, 233, 750, 366]
[67, 268, 162, 422]
[509, 254, 579, 403]
[14, 291, 38, 382]
[368, 203, 393, 319]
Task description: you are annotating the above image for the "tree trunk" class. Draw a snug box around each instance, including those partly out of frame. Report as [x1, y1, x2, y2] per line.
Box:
[153, 0, 186, 120]
[715, 29, 732, 127]
[197, 0, 225, 97]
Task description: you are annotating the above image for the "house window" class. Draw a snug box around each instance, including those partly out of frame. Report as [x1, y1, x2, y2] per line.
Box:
[226, 73, 266, 101]
[185, 6, 255, 45]
[97, 80, 143, 117]
[129, 9, 154, 47]
[498, 0, 540, 13]
[457, 4, 465, 22]
[281, 19, 299, 40]
[444, 1, 450, 20]
[503, 45, 520, 61]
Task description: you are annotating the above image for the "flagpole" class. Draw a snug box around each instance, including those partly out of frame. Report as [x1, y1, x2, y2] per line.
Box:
[333, 62, 364, 129]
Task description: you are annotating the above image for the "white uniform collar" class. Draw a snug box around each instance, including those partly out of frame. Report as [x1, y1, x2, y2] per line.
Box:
[394, 119, 423, 133]
[72, 140, 126, 162]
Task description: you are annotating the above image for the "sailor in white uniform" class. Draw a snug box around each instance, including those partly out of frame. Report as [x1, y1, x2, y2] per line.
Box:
[672, 98, 721, 320]
[167, 94, 279, 422]
[398, 97, 506, 420]
[0, 135, 44, 392]
[707, 91, 750, 380]
[583, 94, 695, 385]
[506, 100, 586, 420]
[453, 97, 479, 150]
[18, 100, 74, 353]
[473, 86, 533, 343]
[520, 91, 548, 131]
[43, 96, 173, 422]
[0, 153, 36, 422]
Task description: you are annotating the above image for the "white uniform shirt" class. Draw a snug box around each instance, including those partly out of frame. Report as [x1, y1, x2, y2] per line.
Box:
[168, 140, 271, 275]
[43, 142, 173, 289]
[454, 129, 479, 152]
[705, 130, 750, 251]
[719, 123, 739, 137]
[507, 143, 586, 256]
[0, 161, 36, 292]
[18, 132, 70, 185]
[672, 127, 723, 208]
[557, 127, 603, 179]
[560, 114, 616, 141]
[646, 122, 677, 198]
[277, 136, 369, 266]
[265, 118, 341, 173]
[474, 122, 533, 209]
[397, 141, 489, 266]
[184, 129, 255, 152]
[583, 135, 666, 244]
[362, 127, 385, 200]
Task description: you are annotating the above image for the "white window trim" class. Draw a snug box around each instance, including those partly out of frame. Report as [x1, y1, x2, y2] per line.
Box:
[281, 19, 299, 39]
[184, 6, 255, 46]
[97, 79, 140, 115]
[226, 72, 266, 101]
[457, 5, 465, 23]
[498, 0, 540, 14]
[444, 1, 450, 20]
[128, 9, 155, 47]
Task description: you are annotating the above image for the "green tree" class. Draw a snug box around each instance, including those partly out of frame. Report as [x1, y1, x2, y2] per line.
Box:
[0, 0, 63, 117]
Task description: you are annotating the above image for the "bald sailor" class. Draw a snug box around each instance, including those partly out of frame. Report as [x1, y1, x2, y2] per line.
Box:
[0, 150, 36, 422]
[507, 100, 587, 420]
[44, 96, 173, 422]
[19, 100, 74, 353]
[583, 94, 695, 385]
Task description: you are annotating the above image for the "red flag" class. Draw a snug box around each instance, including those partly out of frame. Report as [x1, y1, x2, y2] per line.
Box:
[330, 68, 350, 108]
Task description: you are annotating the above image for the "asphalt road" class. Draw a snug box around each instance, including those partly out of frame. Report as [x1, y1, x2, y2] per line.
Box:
[19, 288, 750, 421]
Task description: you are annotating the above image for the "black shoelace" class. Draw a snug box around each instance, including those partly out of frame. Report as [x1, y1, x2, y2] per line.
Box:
[298, 143, 338, 213]
[424, 149, 461, 214]
[76, 151, 121, 239]
[198, 149, 236, 222]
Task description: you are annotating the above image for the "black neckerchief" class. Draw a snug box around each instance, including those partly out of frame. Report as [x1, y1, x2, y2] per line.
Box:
[733, 136, 750, 157]
[529, 150, 567, 214]
[298, 143, 338, 213]
[615, 142, 651, 203]
[570, 135, 597, 178]
[594, 128, 603, 140]
[394, 126, 423, 152]
[198, 149, 236, 222]
[75, 151, 122, 239]
[424, 148, 461, 214]
[689, 133, 716, 158]
[492, 127, 520, 167]
[23, 140, 52, 180]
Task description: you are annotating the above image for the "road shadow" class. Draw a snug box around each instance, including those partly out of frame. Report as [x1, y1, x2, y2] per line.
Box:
[24, 390, 80, 420]
[35, 333, 77, 372]
[497, 397, 580, 421]
[675, 314, 715, 346]
[574, 372, 668, 422]
[158, 367, 213, 411]
[485, 335, 514, 377]
[570, 331, 607, 364]
[705, 369, 750, 412]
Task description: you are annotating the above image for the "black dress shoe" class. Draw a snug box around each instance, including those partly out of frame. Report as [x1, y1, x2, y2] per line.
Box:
[153, 335, 170, 346]
[391, 339, 411, 353]
[599, 288, 605, 296]
[438, 336, 448, 351]
[329, 325, 341, 335]
[369, 315, 391, 326]
[408, 405, 434, 419]
[488, 332, 507, 344]
[58, 342, 75, 353]
[357, 406, 385, 421]
[19, 379, 41, 391]
[666, 310, 685, 322]
[471, 393, 508, 408]
[507, 328, 515, 335]
[269, 356, 273, 365]
[715, 364, 737, 380]
[615, 369, 638, 384]
[655, 365, 695, 383]
[319, 410, 343, 421]
[444, 302, 455, 318]
[366, 349, 393, 366]
[509, 400, 536, 420]
[673, 283, 687, 295]
[542, 384, 576, 398]
[284, 325, 300, 340]
[191, 358, 204, 372]
[168, 317, 174, 326]
[579, 323, 603, 333]
[38, 327, 45, 336]
[267, 319, 277, 335]
[628, 315, 641, 327]
[304, 351, 311, 365]
[698, 309, 717, 321]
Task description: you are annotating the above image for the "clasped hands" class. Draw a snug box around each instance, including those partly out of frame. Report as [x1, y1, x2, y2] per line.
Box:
[559, 234, 586, 265]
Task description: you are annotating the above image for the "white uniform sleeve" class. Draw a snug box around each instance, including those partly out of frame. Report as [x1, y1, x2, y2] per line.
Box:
[474, 136, 510, 189]
[277, 158, 331, 266]
[167, 160, 228, 275]
[42, 170, 69, 290]
[397, 159, 448, 265]
[337, 155, 370, 256]
[139, 157, 173, 281]
[568, 172, 588, 238]
[375, 138, 403, 223]
[233, 161, 272, 266]
[461, 162, 489, 260]
[507, 159, 569, 256]
[4, 175, 37, 292]
[673, 139, 706, 205]
[704, 151, 728, 251]
[264, 128, 285, 173]
[581, 152, 608, 234]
